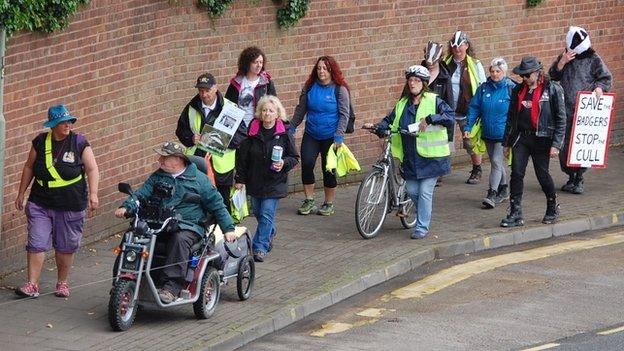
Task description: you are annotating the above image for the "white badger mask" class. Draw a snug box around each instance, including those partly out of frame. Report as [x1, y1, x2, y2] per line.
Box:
[566, 26, 591, 55]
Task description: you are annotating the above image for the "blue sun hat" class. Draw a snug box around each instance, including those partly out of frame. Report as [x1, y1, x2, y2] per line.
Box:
[44, 104, 77, 128]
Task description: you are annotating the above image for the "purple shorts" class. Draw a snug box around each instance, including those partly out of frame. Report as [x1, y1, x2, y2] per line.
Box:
[25, 201, 86, 254]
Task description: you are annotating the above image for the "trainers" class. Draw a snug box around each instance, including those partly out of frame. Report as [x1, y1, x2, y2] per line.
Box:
[410, 231, 428, 239]
[158, 288, 176, 304]
[317, 202, 335, 216]
[466, 167, 482, 184]
[15, 282, 39, 298]
[494, 184, 509, 203]
[482, 189, 497, 209]
[54, 281, 70, 298]
[253, 251, 266, 263]
[297, 198, 317, 215]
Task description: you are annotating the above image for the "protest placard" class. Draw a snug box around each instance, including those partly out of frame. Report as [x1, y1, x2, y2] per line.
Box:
[567, 92, 616, 168]
[198, 100, 244, 157]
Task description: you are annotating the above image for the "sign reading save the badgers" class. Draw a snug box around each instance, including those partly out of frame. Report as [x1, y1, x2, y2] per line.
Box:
[567, 92, 616, 168]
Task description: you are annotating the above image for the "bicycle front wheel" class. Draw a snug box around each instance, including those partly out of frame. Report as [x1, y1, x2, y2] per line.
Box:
[355, 169, 389, 239]
[399, 190, 417, 229]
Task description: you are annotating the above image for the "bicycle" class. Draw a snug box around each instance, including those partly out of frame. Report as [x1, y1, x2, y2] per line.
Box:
[355, 126, 417, 239]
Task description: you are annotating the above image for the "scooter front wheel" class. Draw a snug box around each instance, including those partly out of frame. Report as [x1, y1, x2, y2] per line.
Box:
[193, 266, 220, 319]
[237, 255, 255, 301]
[108, 279, 138, 331]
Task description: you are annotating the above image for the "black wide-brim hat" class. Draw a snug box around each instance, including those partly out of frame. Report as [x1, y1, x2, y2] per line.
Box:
[512, 56, 543, 75]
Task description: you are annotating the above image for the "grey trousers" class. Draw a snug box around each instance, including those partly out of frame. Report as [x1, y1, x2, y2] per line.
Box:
[485, 141, 507, 191]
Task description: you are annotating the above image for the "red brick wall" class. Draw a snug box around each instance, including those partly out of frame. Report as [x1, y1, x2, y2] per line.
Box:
[1, 0, 622, 274]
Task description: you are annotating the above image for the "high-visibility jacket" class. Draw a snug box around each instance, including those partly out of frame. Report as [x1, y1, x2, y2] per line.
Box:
[185, 106, 235, 174]
[36, 132, 83, 188]
[444, 54, 480, 95]
[390, 93, 450, 160]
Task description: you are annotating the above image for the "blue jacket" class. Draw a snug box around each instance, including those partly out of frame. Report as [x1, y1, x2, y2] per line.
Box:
[121, 163, 235, 237]
[289, 81, 350, 143]
[377, 96, 455, 180]
[465, 77, 516, 142]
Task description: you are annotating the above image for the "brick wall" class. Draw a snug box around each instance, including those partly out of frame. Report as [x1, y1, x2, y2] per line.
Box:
[1, 0, 622, 274]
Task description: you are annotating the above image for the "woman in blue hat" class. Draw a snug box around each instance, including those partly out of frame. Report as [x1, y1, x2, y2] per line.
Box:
[14, 104, 100, 298]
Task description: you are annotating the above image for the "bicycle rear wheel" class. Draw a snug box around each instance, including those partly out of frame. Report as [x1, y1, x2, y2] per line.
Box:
[355, 169, 389, 239]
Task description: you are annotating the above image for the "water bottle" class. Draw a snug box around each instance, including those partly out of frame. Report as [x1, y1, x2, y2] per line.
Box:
[270, 145, 283, 172]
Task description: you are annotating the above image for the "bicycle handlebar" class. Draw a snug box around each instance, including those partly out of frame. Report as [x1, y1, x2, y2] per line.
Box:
[362, 125, 418, 137]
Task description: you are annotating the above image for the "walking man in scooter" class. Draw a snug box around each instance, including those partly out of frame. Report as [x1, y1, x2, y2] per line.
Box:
[114, 141, 236, 303]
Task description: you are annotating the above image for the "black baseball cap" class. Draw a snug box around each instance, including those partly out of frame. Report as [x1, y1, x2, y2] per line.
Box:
[195, 73, 216, 89]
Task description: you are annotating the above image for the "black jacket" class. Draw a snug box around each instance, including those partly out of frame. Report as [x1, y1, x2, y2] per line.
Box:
[235, 119, 299, 198]
[175, 91, 247, 158]
[422, 60, 453, 107]
[503, 77, 567, 150]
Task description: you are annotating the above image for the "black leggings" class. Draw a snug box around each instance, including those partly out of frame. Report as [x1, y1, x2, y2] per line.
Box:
[300, 133, 337, 188]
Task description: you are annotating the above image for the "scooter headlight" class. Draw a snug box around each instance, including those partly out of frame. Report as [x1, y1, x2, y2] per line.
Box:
[125, 250, 137, 262]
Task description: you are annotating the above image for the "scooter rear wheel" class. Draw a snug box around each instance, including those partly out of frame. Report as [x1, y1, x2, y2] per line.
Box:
[193, 266, 220, 319]
[108, 279, 138, 331]
[236, 255, 255, 301]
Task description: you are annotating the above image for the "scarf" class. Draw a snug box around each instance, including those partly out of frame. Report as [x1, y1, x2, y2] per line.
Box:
[517, 77, 544, 130]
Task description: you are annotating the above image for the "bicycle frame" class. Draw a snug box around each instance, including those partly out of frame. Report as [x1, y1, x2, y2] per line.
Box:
[372, 133, 410, 212]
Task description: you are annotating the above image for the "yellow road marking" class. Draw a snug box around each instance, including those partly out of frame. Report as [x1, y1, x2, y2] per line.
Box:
[392, 233, 624, 299]
[355, 308, 394, 318]
[310, 232, 624, 338]
[520, 343, 560, 351]
[310, 319, 379, 337]
[597, 325, 624, 335]
[483, 236, 491, 249]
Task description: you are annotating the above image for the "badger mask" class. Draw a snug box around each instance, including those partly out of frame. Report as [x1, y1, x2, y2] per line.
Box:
[566, 26, 591, 55]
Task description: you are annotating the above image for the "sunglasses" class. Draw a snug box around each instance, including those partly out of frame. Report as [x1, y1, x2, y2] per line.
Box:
[520, 72, 533, 79]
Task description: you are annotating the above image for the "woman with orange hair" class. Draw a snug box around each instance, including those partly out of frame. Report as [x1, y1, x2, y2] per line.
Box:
[290, 56, 352, 216]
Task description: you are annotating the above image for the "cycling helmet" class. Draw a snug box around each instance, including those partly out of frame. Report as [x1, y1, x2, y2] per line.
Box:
[450, 30, 468, 48]
[405, 65, 430, 81]
[424, 41, 443, 65]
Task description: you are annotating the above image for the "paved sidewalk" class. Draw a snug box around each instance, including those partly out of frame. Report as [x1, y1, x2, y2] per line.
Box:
[1, 147, 623, 351]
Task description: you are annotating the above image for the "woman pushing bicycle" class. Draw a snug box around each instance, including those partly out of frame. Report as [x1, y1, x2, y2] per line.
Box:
[364, 65, 454, 239]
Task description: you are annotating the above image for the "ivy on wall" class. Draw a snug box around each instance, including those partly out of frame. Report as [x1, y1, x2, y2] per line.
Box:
[527, 0, 544, 7]
[197, 0, 236, 18]
[275, 0, 309, 29]
[197, 0, 310, 29]
[0, 0, 90, 36]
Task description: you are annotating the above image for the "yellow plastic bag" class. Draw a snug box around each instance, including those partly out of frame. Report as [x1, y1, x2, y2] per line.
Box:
[326, 147, 338, 173]
[326, 144, 361, 177]
[230, 187, 249, 224]
[469, 120, 486, 155]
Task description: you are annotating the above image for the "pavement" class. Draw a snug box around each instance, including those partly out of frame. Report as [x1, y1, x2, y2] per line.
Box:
[0, 146, 623, 351]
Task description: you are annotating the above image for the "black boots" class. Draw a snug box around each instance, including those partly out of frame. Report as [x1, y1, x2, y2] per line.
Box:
[571, 175, 584, 194]
[561, 174, 575, 192]
[482, 189, 497, 209]
[542, 196, 560, 224]
[500, 197, 524, 227]
[562, 173, 584, 194]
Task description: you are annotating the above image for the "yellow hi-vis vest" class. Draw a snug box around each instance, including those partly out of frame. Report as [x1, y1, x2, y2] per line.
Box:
[390, 93, 450, 160]
[186, 106, 236, 174]
[36, 132, 83, 188]
[444, 54, 480, 95]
